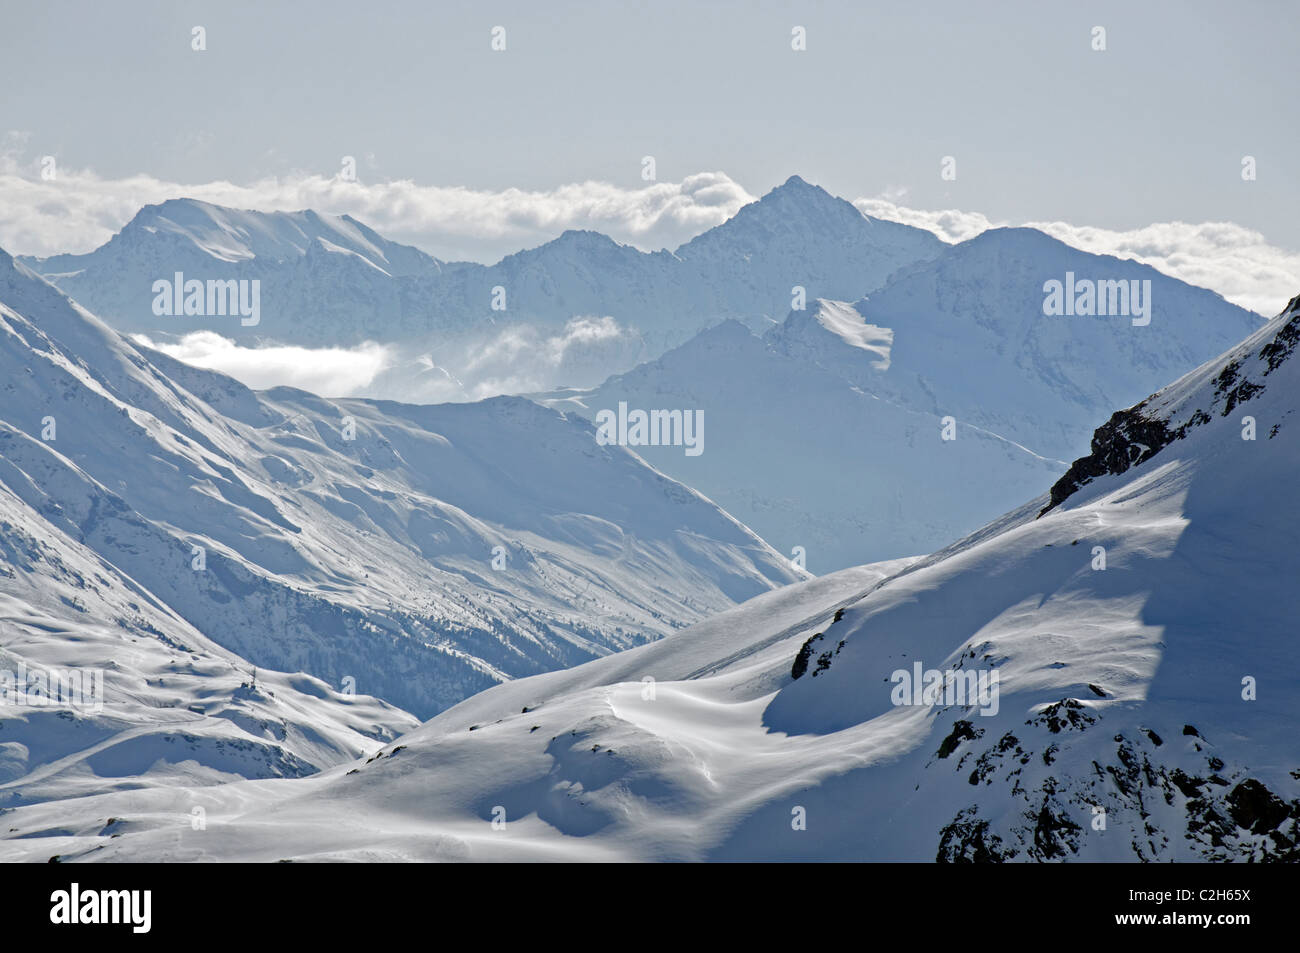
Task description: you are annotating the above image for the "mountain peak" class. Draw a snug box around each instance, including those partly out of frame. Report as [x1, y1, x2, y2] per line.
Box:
[128, 196, 225, 227]
[554, 228, 621, 246]
[776, 173, 813, 190]
[757, 174, 841, 208]
[92, 198, 437, 276]
[677, 176, 885, 259]
[497, 228, 630, 268]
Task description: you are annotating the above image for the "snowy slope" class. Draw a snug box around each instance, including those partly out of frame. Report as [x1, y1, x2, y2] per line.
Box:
[20, 296, 1296, 862]
[19, 178, 945, 399]
[0, 248, 801, 721]
[0, 470, 419, 807]
[26, 199, 449, 346]
[851, 227, 1265, 461]
[0, 558, 912, 861]
[538, 312, 1064, 570]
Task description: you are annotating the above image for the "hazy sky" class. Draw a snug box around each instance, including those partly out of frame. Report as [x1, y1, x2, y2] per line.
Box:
[2, 0, 1298, 311]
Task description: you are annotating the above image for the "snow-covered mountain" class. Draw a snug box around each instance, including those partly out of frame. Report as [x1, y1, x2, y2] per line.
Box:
[0, 469, 420, 803]
[539, 310, 1065, 571]
[14, 293, 1293, 862]
[849, 227, 1265, 461]
[536, 231, 1262, 571]
[19, 178, 946, 400]
[0, 248, 801, 722]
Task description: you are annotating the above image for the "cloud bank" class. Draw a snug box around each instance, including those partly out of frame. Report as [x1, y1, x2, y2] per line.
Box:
[0, 140, 753, 264]
[135, 332, 392, 397]
[131, 316, 644, 402]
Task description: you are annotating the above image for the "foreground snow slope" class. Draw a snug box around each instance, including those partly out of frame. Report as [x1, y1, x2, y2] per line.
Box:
[0, 248, 800, 720]
[9, 298, 1297, 861]
[0, 559, 911, 861]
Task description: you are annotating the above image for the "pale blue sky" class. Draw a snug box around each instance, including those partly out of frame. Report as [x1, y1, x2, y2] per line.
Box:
[3, 0, 1297, 246]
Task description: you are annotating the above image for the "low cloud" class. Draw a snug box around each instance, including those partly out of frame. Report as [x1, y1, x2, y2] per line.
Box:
[134, 332, 391, 397]
[0, 140, 753, 263]
[457, 316, 644, 399]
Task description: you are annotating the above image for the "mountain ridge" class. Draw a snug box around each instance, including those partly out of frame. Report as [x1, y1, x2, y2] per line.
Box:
[0, 249, 802, 720]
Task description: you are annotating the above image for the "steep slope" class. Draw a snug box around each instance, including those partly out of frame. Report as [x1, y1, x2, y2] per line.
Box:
[0, 249, 800, 720]
[0, 468, 419, 808]
[852, 227, 1265, 461]
[1041, 291, 1300, 513]
[28, 294, 1296, 862]
[538, 312, 1064, 570]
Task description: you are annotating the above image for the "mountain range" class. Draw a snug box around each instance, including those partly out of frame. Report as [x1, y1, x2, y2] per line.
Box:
[538, 227, 1261, 568]
[19, 176, 946, 401]
[19, 180, 1263, 569]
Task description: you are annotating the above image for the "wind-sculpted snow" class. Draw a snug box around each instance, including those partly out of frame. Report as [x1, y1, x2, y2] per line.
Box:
[21, 293, 1294, 862]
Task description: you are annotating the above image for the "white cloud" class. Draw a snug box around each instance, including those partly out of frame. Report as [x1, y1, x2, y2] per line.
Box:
[128, 316, 639, 405]
[458, 316, 643, 399]
[854, 197, 996, 244]
[134, 332, 391, 397]
[0, 140, 753, 263]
